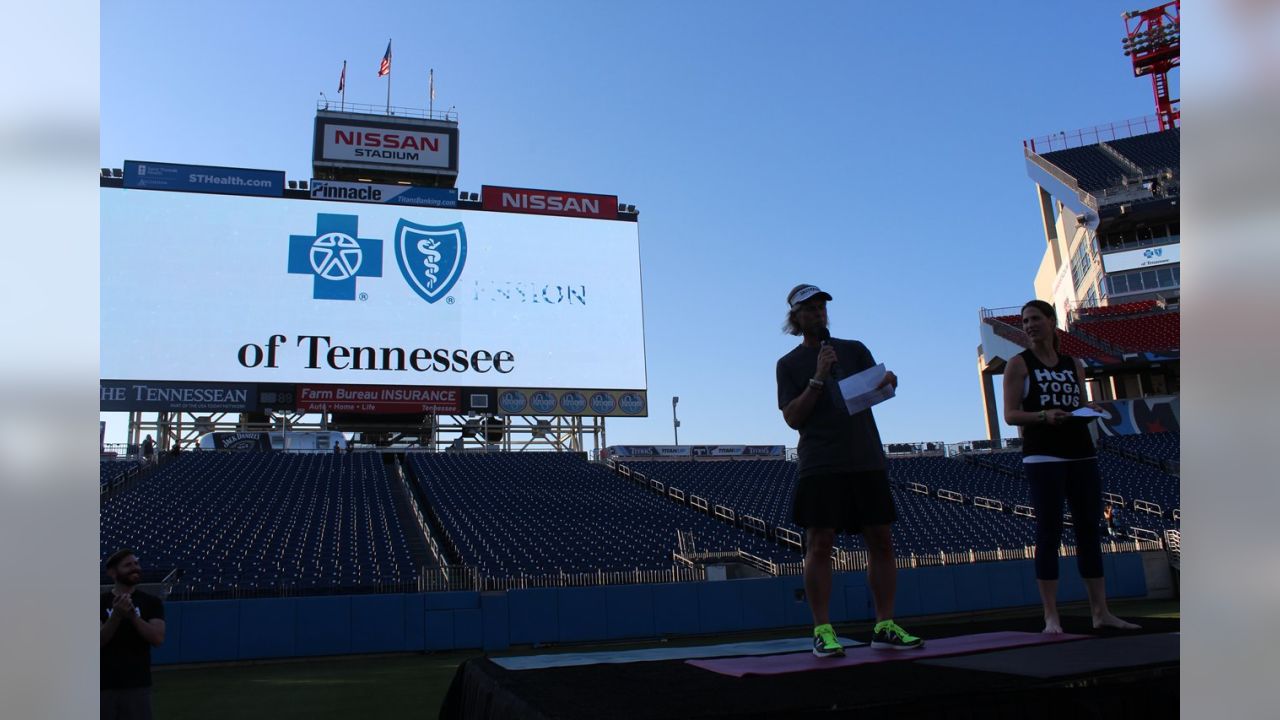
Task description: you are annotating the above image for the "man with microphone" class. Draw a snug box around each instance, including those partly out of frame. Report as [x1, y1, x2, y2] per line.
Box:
[776, 284, 923, 656]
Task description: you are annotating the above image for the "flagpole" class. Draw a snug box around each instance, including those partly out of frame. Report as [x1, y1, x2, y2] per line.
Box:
[429, 68, 434, 117]
[341, 60, 346, 112]
[386, 40, 392, 115]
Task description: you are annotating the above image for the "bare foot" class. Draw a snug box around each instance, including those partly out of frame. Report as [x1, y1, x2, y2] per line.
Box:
[1043, 618, 1064, 634]
[1093, 613, 1141, 630]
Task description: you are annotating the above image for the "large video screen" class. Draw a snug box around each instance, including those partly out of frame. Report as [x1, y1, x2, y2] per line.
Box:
[101, 188, 647, 391]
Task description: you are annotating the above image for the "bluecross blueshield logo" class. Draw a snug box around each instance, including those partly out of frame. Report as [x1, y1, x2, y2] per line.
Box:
[396, 219, 466, 303]
[1144, 248, 1163, 259]
[288, 214, 383, 300]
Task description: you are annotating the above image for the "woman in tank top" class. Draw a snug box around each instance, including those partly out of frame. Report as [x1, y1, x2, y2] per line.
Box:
[1002, 300, 1139, 634]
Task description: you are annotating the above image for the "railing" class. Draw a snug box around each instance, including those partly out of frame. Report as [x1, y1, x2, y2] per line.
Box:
[741, 515, 767, 535]
[690, 495, 709, 512]
[907, 482, 929, 495]
[937, 489, 965, 504]
[316, 99, 458, 122]
[1023, 114, 1163, 154]
[736, 550, 779, 575]
[974, 496, 1004, 512]
[1014, 504, 1036, 519]
[394, 458, 448, 569]
[1129, 527, 1162, 543]
[775, 526, 803, 550]
[1134, 499, 1163, 516]
[1171, 508, 1180, 523]
[668, 487, 685, 503]
[1103, 492, 1127, 508]
[713, 504, 736, 523]
[156, 536, 1167, 600]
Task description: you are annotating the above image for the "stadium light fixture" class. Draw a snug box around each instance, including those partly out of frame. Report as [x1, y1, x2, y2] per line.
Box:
[100, 168, 111, 177]
[299, 181, 309, 190]
[672, 396, 680, 445]
[112, 168, 123, 177]
[287, 180, 298, 189]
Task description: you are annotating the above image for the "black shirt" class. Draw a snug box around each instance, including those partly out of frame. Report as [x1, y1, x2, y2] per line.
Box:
[101, 589, 165, 689]
[1018, 349, 1095, 459]
[777, 338, 887, 477]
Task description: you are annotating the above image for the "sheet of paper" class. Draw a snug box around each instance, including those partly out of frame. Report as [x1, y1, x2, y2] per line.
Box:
[1071, 407, 1111, 419]
[837, 363, 895, 415]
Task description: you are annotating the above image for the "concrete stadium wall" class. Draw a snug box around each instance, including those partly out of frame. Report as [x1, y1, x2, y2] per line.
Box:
[153, 553, 1147, 665]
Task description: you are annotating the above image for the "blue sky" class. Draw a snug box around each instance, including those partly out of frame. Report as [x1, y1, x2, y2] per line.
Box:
[100, 0, 1173, 447]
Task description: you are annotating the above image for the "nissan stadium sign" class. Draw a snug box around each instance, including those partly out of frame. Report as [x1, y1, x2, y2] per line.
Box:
[313, 113, 459, 176]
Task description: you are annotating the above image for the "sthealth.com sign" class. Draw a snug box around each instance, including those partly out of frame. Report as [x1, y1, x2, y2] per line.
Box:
[124, 160, 284, 197]
[1101, 243, 1180, 274]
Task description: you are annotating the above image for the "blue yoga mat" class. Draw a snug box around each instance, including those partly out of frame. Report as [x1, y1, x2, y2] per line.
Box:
[493, 636, 863, 670]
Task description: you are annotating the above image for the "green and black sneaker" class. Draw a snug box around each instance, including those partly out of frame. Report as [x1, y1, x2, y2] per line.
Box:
[812, 623, 845, 658]
[870, 620, 924, 650]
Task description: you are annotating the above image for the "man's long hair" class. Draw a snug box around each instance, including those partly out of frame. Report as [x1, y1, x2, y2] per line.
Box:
[783, 307, 803, 336]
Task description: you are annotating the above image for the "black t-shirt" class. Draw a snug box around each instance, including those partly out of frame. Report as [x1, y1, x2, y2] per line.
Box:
[101, 589, 164, 689]
[777, 338, 887, 477]
[1018, 349, 1095, 459]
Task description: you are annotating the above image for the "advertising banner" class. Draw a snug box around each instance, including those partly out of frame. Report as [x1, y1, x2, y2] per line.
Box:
[606, 445, 781, 459]
[1101, 243, 1180, 274]
[315, 119, 454, 171]
[100, 380, 259, 412]
[309, 179, 458, 208]
[296, 384, 461, 414]
[481, 185, 618, 220]
[124, 160, 284, 197]
[101, 189, 647, 392]
[208, 432, 274, 451]
[497, 389, 647, 417]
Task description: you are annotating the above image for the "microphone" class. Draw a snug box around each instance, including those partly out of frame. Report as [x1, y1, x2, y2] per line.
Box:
[818, 328, 844, 380]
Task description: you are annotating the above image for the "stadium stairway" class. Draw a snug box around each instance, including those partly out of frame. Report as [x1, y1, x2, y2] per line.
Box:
[383, 455, 437, 570]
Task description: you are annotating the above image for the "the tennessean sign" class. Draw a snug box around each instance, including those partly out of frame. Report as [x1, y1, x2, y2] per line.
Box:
[314, 117, 456, 172]
[100, 380, 259, 412]
[482, 185, 618, 220]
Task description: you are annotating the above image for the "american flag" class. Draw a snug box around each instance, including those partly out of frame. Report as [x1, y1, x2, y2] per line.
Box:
[338, 61, 346, 93]
[378, 41, 392, 77]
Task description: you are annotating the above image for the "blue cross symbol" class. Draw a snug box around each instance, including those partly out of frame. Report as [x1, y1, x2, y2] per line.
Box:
[288, 214, 382, 300]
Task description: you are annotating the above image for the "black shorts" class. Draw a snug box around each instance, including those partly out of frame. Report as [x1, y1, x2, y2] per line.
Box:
[791, 469, 897, 534]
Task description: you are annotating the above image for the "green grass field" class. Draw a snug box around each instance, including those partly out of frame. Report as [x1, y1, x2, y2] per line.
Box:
[152, 597, 1179, 720]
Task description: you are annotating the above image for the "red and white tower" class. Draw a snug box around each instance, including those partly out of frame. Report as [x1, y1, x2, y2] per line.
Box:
[1122, 1, 1181, 131]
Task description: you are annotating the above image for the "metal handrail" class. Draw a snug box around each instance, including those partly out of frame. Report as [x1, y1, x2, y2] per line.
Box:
[316, 99, 457, 122]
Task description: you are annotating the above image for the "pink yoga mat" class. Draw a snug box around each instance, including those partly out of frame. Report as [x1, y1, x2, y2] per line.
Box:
[686, 631, 1089, 677]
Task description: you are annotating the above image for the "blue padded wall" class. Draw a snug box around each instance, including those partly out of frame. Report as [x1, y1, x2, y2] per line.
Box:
[154, 554, 1149, 664]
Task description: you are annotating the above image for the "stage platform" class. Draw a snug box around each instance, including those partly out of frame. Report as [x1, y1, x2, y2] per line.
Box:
[440, 613, 1179, 719]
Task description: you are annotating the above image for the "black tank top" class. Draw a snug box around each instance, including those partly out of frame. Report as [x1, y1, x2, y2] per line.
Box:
[1019, 349, 1095, 459]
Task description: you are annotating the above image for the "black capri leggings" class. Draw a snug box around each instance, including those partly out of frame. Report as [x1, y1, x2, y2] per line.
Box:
[1025, 459, 1105, 581]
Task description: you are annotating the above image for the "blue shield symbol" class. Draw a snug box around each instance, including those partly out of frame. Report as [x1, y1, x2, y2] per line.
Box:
[395, 220, 467, 304]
